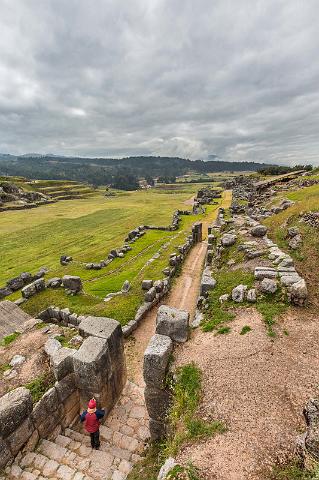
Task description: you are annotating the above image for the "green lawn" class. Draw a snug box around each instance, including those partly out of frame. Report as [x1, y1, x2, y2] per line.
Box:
[1, 184, 224, 325]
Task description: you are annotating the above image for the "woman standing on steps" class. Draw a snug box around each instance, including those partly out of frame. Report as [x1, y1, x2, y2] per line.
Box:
[80, 398, 105, 449]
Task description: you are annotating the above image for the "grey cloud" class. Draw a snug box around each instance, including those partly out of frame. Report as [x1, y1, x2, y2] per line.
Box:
[0, 0, 319, 164]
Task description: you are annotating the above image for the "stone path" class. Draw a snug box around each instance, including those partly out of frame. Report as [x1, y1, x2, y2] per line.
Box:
[4, 381, 149, 480]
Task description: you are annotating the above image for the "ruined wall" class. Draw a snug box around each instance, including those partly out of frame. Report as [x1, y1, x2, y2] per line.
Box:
[0, 314, 126, 469]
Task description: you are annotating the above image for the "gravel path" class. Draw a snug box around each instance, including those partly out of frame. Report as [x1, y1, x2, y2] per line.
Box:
[175, 309, 319, 480]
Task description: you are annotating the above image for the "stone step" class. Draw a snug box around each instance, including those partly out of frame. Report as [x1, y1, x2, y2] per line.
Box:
[4, 381, 149, 480]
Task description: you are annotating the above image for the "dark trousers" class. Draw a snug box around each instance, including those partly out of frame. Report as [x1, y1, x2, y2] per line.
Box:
[90, 430, 100, 449]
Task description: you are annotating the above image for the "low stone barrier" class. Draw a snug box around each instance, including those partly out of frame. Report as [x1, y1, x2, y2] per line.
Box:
[143, 305, 190, 441]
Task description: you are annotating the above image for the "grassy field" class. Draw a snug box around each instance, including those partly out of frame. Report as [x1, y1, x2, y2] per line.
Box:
[1, 183, 226, 325]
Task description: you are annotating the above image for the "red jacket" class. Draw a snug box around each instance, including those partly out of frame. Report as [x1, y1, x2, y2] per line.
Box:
[80, 409, 105, 433]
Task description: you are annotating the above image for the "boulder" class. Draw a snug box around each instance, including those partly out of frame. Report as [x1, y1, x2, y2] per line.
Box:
[250, 225, 268, 237]
[153, 280, 164, 293]
[9, 355, 26, 367]
[219, 294, 230, 303]
[304, 398, 319, 460]
[44, 338, 62, 356]
[21, 279, 45, 299]
[157, 458, 177, 480]
[156, 305, 190, 343]
[142, 280, 153, 290]
[62, 275, 82, 293]
[144, 287, 156, 303]
[260, 278, 278, 294]
[7, 276, 24, 291]
[121, 280, 131, 293]
[247, 289, 257, 303]
[290, 279, 308, 306]
[47, 277, 62, 288]
[231, 284, 247, 303]
[0, 287, 13, 299]
[221, 233, 237, 247]
[200, 268, 217, 296]
[288, 227, 300, 238]
[0, 387, 33, 438]
[289, 234, 302, 250]
[254, 267, 277, 280]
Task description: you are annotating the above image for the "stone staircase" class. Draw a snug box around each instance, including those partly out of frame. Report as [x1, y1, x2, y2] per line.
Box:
[3, 381, 149, 480]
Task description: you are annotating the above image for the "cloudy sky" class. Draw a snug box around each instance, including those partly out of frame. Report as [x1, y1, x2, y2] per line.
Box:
[0, 0, 319, 165]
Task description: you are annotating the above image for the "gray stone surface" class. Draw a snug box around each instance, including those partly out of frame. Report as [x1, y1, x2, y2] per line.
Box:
[157, 457, 177, 480]
[44, 338, 62, 356]
[200, 268, 216, 296]
[303, 398, 319, 460]
[290, 279, 308, 306]
[144, 386, 171, 421]
[51, 347, 76, 381]
[62, 276, 82, 293]
[260, 278, 278, 294]
[144, 287, 156, 302]
[247, 289, 257, 303]
[221, 233, 237, 246]
[55, 373, 77, 403]
[250, 225, 268, 237]
[9, 354, 26, 367]
[143, 334, 173, 389]
[32, 387, 61, 438]
[121, 280, 131, 293]
[231, 284, 247, 302]
[155, 305, 189, 343]
[0, 387, 33, 438]
[7, 417, 35, 455]
[254, 267, 277, 280]
[142, 280, 153, 290]
[0, 437, 12, 469]
[79, 315, 121, 340]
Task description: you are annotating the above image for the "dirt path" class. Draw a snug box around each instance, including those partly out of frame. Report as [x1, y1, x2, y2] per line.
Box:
[124, 240, 207, 386]
[174, 300, 319, 479]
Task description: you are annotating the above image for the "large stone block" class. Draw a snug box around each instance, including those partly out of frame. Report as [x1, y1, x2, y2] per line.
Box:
[200, 268, 216, 297]
[79, 316, 120, 341]
[51, 347, 76, 381]
[0, 387, 33, 438]
[32, 387, 61, 438]
[144, 386, 171, 421]
[62, 275, 82, 293]
[7, 416, 35, 455]
[55, 374, 77, 403]
[155, 305, 189, 343]
[143, 334, 173, 389]
[73, 336, 110, 407]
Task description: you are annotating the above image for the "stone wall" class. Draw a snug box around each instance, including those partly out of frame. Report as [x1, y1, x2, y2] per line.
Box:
[143, 305, 190, 441]
[0, 314, 126, 469]
[0, 376, 79, 469]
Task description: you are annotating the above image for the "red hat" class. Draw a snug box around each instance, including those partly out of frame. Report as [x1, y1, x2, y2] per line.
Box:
[88, 398, 96, 409]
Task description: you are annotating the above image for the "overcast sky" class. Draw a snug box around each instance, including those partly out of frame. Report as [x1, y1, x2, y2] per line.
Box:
[0, 0, 319, 165]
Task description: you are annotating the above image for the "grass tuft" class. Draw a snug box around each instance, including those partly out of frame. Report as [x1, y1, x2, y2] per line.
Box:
[0, 332, 20, 346]
[25, 372, 55, 403]
[240, 325, 252, 335]
[216, 326, 231, 335]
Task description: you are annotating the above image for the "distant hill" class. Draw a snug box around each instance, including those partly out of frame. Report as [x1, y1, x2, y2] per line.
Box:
[0, 153, 277, 188]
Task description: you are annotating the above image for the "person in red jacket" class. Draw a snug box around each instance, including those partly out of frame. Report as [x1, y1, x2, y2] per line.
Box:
[80, 398, 105, 449]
